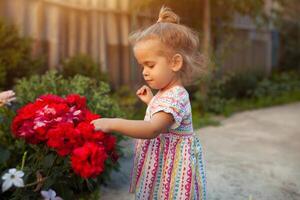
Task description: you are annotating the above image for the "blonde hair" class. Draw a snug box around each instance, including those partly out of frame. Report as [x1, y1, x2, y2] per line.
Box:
[129, 6, 206, 85]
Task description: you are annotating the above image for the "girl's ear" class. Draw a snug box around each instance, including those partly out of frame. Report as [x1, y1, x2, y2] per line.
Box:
[171, 54, 183, 72]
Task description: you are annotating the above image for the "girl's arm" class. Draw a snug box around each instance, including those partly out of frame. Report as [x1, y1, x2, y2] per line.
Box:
[91, 112, 174, 139]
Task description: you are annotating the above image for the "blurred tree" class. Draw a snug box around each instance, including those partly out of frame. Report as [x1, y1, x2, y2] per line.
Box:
[0, 19, 45, 90]
[203, 0, 211, 57]
[275, 0, 300, 70]
[131, 0, 267, 59]
[277, 0, 300, 23]
[61, 54, 108, 82]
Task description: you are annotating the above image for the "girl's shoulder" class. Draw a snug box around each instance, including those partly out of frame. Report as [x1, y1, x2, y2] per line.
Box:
[158, 85, 189, 99]
[152, 85, 189, 106]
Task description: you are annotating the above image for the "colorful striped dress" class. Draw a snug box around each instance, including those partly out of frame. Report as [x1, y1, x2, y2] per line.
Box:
[129, 85, 207, 200]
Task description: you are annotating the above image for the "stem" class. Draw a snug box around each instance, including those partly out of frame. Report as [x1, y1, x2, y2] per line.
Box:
[24, 154, 59, 189]
[21, 151, 27, 171]
[23, 177, 48, 188]
[47, 154, 59, 177]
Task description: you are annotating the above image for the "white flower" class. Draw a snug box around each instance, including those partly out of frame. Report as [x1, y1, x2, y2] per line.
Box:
[1, 168, 24, 192]
[41, 189, 63, 200]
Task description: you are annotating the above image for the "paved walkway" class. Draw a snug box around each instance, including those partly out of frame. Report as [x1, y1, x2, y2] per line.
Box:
[100, 102, 300, 200]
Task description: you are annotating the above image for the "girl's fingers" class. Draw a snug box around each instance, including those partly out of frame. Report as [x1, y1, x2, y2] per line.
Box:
[0, 90, 15, 100]
[136, 85, 147, 95]
[4, 90, 14, 96]
[137, 85, 152, 97]
[6, 97, 16, 103]
[0, 90, 16, 106]
[141, 87, 147, 95]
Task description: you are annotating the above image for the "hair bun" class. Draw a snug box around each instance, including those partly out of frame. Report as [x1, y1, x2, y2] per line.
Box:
[157, 6, 180, 24]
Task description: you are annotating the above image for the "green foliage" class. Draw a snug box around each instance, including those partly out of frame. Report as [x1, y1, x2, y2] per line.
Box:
[112, 85, 146, 120]
[0, 19, 45, 89]
[0, 71, 126, 199]
[61, 54, 108, 82]
[272, 0, 300, 70]
[193, 71, 253, 114]
[191, 104, 220, 129]
[278, 20, 300, 70]
[251, 71, 300, 98]
[14, 70, 124, 119]
[192, 70, 300, 119]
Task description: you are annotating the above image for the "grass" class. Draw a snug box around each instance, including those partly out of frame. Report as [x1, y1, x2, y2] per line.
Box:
[192, 90, 300, 129]
[223, 90, 300, 116]
[192, 111, 221, 129]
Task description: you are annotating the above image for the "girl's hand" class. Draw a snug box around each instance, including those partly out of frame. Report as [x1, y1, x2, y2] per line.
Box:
[0, 90, 16, 107]
[136, 85, 153, 105]
[90, 118, 113, 132]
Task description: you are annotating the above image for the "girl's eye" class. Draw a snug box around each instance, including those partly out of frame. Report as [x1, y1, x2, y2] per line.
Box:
[147, 65, 154, 69]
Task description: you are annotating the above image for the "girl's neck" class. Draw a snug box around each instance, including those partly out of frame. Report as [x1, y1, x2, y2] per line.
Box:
[158, 79, 183, 95]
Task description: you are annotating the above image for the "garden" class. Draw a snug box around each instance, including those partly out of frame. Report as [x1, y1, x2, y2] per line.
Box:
[1, 0, 300, 198]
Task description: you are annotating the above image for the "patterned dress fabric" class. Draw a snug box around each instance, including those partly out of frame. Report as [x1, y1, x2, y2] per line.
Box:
[129, 86, 207, 200]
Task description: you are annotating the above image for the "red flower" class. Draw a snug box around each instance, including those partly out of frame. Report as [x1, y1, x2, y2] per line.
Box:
[12, 120, 40, 144]
[71, 142, 108, 178]
[11, 102, 45, 143]
[77, 122, 105, 142]
[47, 123, 82, 156]
[66, 94, 86, 110]
[15, 102, 44, 119]
[85, 110, 101, 122]
[38, 94, 65, 104]
[110, 151, 119, 163]
[67, 106, 85, 125]
[104, 135, 117, 152]
[11, 96, 70, 143]
[33, 103, 70, 140]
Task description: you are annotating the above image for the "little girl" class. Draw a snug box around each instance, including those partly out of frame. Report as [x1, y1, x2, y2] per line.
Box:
[91, 6, 207, 200]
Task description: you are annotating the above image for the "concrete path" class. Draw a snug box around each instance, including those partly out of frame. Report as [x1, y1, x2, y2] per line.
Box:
[100, 102, 300, 200]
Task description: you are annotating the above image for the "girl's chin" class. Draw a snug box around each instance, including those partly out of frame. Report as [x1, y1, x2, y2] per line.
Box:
[147, 82, 158, 89]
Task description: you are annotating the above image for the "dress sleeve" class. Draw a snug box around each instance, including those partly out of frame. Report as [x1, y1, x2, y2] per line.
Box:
[151, 91, 186, 129]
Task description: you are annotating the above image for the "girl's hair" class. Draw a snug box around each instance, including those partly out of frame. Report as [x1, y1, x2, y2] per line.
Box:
[129, 6, 206, 85]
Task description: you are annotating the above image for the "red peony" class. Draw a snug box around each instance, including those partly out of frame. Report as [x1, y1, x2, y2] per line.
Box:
[71, 142, 108, 178]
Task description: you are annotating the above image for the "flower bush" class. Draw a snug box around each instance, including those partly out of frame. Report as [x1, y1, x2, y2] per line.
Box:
[0, 71, 126, 200]
[11, 93, 117, 179]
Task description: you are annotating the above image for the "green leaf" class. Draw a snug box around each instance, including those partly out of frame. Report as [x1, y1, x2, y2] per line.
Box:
[42, 154, 56, 169]
[0, 146, 10, 163]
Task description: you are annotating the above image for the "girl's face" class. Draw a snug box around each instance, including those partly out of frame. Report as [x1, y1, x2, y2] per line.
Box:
[133, 39, 178, 90]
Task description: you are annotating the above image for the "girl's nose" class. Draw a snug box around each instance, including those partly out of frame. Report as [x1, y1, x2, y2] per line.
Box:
[142, 68, 149, 76]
